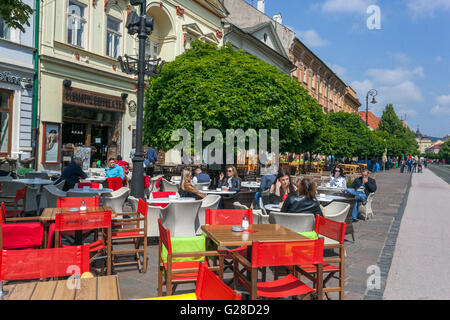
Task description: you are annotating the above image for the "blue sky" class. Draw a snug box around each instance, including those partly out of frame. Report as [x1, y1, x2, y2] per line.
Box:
[247, 0, 450, 137]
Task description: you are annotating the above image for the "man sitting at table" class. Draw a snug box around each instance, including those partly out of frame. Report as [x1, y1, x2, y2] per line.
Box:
[346, 168, 377, 222]
[255, 166, 277, 208]
[58, 157, 88, 191]
[192, 167, 210, 185]
[105, 157, 125, 181]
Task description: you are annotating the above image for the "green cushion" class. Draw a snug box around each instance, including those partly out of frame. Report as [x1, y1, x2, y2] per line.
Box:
[298, 231, 318, 240]
[161, 235, 206, 263]
[16, 168, 33, 177]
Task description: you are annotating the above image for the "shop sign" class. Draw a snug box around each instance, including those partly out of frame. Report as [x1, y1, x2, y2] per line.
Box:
[63, 86, 126, 112]
[0, 70, 29, 85]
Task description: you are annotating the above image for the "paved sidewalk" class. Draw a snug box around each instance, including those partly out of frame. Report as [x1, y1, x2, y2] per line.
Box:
[383, 169, 450, 299]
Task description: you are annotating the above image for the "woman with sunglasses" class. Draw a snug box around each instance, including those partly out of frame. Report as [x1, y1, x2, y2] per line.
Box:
[329, 166, 346, 188]
[218, 166, 241, 192]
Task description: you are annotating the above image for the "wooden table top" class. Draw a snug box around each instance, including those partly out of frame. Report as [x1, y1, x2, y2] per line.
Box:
[40, 206, 113, 222]
[3, 275, 121, 300]
[201, 224, 309, 247]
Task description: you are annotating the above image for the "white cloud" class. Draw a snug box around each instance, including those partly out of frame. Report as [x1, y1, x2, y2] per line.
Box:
[430, 105, 450, 116]
[296, 29, 329, 48]
[435, 56, 443, 63]
[365, 66, 424, 86]
[322, 0, 377, 14]
[407, 0, 450, 18]
[327, 63, 347, 78]
[390, 53, 412, 65]
[436, 94, 450, 106]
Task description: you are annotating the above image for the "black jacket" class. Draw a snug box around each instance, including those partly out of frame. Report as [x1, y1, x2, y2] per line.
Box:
[350, 177, 377, 197]
[218, 177, 241, 192]
[59, 161, 88, 190]
[281, 195, 323, 216]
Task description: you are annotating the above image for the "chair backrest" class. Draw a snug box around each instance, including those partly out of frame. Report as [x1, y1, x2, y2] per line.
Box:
[195, 262, 241, 300]
[161, 179, 179, 192]
[314, 215, 346, 244]
[53, 179, 65, 190]
[55, 210, 112, 232]
[196, 195, 221, 235]
[43, 185, 67, 208]
[258, 197, 268, 216]
[57, 196, 99, 208]
[15, 186, 27, 203]
[107, 177, 123, 191]
[102, 187, 130, 214]
[221, 193, 239, 210]
[0, 246, 90, 281]
[205, 209, 253, 225]
[193, 182, 210, 191]
[0, 202, 6, 224]
[25, 172, 49, 180]
[151, 192, 176, 199]
[269, 212, 316, 233]
[323, 202, 350, 223]
[158, 219, 172, 254]
[137, 198, 148, 218]
[160, 201, 202, 237]
[76, 182, 101, 189]
[235, 191, 256, 209]
[251, 239, 324, 269]
[233, 202, 248, 210]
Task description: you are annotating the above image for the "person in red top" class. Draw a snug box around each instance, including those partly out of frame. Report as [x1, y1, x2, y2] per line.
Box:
[115, 155, 129, 175]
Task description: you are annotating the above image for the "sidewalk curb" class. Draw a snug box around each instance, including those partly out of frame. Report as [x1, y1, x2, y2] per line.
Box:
[363, 172, 413, 300]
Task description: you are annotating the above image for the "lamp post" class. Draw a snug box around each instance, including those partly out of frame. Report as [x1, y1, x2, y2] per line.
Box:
[118, 0, 165, 199]
[365, 89, 378, 164]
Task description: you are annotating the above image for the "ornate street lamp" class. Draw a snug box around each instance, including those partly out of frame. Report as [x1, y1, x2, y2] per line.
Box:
[365, 89, 378, 164]
[118, 0, 165, 199]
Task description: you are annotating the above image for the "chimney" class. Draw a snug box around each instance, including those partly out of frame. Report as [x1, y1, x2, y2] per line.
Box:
[273, 13, 282, 25]
[257, 0, 265, 13]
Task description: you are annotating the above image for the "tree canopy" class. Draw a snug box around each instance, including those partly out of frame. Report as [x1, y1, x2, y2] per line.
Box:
[438, 140, 450, 163]
[144, 41, 325, 156]
[0, 0, 33, 33]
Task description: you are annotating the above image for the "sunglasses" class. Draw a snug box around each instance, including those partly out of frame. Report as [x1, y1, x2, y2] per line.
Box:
[227, 170, 233, 172]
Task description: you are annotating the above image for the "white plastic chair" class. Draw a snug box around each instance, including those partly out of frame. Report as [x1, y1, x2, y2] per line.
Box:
[359, 192, 375, 220]
[160, 200, 202, 237]
[103, 187, 130, 214]
[25, 172, 50, 180]
[193, 182, 210, 191]
[323, 202, 350, 223]
[196, 195, 220, 235]
[54, 180, 65, 190]
[258, 197, 270, 224]
[43, 185, 67, 208]
[161, 179, 179, 192]
[233, 201, 264, 225]
[268, 211, 316, 233]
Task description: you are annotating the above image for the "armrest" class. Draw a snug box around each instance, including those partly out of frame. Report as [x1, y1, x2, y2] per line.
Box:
[172, 250, 223, 258]
[231, 251, 252, 270]
[5, 217, 42, 222]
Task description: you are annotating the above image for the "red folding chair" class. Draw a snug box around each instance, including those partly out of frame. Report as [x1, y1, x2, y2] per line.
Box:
[111, 198, 148, 273]
[233, 239, 324, 300]
[57, 196, 99, 208]
[0, 246, 91, 294]
[196, 262, 241, 300]
[54, 211, 112, 275]
[151, 192, 176, 208]
[296, 215, 347, 300]
[2, 186, 27, 218]
[107, 177, 123, 191]
[158, 220, 224, 296]
[205, 209, 254, 281]
[0, 202, 43, 250]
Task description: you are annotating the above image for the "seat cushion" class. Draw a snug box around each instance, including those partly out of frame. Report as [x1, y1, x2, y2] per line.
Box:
[257, 274, 315, 298]
[161, 235, 206, 263]
[2, 223, 44, 250]
[298, 231, 318, 240]
[112, 231, 143, 239]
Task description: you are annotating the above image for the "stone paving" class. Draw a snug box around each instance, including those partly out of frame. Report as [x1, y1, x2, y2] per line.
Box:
[116, 168, 412, 300]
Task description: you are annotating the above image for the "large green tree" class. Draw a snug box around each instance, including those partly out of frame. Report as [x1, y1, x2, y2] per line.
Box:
[378, 104, 419, 157]
[144, 41, 325, 155]
[438, 140, 450, 163]
[0, 0, 33, 33]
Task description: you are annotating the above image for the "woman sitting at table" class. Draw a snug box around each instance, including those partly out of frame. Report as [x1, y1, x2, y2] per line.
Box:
[269, 169, 297, 204]
[218, 166, 241, 192]
[179, 169, 206, 200]
[281, 178, 323, 216]
[329, 165, 346, 188]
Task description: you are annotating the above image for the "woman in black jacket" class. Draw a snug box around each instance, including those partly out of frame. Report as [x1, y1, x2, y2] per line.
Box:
[269, 169, 297, 204]
[281, 178, 323, 216]
[218, 166, 241, 192]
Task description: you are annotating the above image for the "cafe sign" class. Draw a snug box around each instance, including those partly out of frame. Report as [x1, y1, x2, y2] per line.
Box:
[0, 70, 30, 85]
[63, 86, 126, 113]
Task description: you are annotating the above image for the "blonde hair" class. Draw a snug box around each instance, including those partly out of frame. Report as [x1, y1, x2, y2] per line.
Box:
[180, 169, 193, 191]
[226, 166, 238, 179]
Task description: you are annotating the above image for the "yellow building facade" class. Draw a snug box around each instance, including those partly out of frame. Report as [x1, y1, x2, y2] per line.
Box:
[37, 0, 227, 170]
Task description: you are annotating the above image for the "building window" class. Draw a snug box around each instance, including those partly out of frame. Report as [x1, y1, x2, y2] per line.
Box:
[67, 1, 87, 48]
[106, 16, 122, 58]
[0, 17, 10, 40]
[0, 90, 12, 155]
[145, 38, 159, 59]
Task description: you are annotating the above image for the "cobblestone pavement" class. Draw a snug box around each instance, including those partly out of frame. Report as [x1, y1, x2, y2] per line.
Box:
[117, 169, 412, 300]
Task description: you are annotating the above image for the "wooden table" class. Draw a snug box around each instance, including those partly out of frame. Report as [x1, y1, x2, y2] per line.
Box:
[2, 275, 121, 300]
[201, 224, 309, 247]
